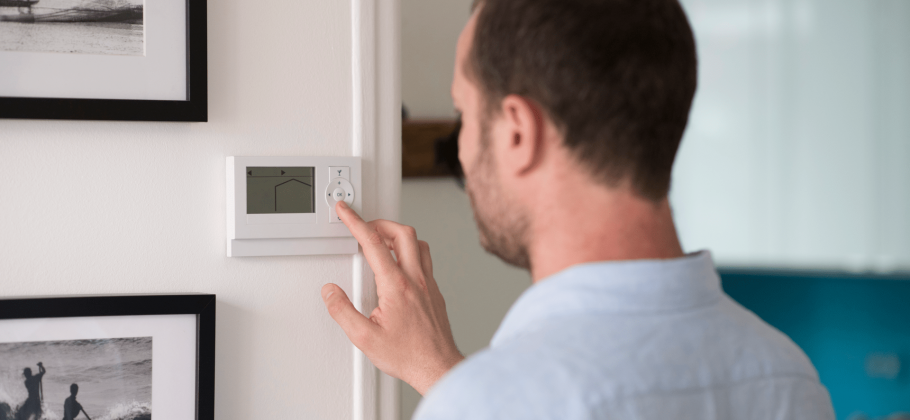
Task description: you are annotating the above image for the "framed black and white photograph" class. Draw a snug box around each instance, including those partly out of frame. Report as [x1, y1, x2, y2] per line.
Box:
[0, 0, 207, 121]
[0, 294, 215, 420]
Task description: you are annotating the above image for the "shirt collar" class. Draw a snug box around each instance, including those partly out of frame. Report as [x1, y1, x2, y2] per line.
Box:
[491, 251, 722, 346]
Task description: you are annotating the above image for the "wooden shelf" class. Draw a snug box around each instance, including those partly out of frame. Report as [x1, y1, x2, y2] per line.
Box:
[402, 119, 459, 177]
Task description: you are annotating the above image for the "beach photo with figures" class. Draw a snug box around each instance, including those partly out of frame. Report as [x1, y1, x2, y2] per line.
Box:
[0, 0, 143, 55]
[0, 337, 151, 420]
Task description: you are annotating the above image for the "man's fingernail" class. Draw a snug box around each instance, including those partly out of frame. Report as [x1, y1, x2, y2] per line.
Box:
[322, 285, 335, 300]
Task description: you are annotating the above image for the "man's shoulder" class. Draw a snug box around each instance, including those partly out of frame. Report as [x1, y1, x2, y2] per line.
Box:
[415, 347, 559, 420]
[710, 295, 822, 379]
[415, 295, 832, 420]
[472, 294, 821, 390]
[538, 293, 823, 383]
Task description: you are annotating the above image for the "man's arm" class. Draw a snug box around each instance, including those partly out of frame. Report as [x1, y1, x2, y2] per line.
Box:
[37, 362, 45, 377]
[76, 401, 91, 420]
[321, 201, 464, 395]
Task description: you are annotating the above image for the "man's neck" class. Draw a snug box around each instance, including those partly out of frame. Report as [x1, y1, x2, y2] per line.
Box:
[525, 179, 684, 283]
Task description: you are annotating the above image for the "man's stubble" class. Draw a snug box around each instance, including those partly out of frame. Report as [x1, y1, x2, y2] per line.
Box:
[464, 118, 532, 270]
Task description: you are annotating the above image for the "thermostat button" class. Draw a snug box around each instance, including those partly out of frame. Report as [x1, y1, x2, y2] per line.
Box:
[329, 166, 350, 181]
[326, 177, 352, 207]
[326, 177, 355, 223]
[343, 187, 354, 206]
[329, 204, 342, 224]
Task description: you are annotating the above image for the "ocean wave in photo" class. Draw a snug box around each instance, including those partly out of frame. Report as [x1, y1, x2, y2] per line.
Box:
[95, 400, 151, 420]
[0, 399, 150, 420]
[0, 337, 151, 420]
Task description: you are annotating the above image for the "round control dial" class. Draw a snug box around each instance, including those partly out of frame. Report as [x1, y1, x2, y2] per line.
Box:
[325, 177, 355, 207]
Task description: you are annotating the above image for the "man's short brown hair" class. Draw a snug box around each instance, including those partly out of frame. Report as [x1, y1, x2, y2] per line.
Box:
[469, 0, 698, 201]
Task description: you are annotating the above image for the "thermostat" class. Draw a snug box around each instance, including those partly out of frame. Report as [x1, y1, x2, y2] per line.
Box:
[226, 156, 361, 257]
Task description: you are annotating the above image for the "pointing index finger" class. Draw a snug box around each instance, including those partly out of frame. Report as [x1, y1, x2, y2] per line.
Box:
[336, 201, 400, 280]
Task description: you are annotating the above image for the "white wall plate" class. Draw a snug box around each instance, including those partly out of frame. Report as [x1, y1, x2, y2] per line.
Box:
[226, 156, 362, 257]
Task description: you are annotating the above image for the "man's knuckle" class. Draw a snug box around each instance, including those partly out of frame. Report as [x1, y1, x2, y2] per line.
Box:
[415, 279, 430, 292]
[395, 276, 412, 291]
[351, 328, 373, 349]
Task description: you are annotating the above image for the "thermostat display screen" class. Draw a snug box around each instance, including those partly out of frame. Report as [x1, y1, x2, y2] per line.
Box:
[246, 167, 315, 214]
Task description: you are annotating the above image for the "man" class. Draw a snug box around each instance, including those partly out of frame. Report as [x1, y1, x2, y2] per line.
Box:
[18, 363, 45, 420]
[63, 384, 91, 420]
[322, 0, 835, 418]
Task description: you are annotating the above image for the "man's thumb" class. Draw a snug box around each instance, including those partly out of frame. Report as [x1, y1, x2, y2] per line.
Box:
[321, 283, 376, 349]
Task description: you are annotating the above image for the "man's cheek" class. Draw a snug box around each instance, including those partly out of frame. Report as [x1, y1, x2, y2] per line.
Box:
[457, 135, 476, 173]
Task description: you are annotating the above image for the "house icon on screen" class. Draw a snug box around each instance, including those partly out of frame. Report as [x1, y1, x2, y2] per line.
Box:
[275, 179, 313, 213]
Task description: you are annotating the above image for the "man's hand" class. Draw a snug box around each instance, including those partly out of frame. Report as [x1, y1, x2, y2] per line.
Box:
[322, 201, 465, 395]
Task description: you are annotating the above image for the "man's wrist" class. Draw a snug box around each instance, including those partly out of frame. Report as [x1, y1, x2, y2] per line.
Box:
[411, 353, 465, 395]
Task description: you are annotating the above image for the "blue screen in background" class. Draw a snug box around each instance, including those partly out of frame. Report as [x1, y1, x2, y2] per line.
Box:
[721, 270, 910, 420]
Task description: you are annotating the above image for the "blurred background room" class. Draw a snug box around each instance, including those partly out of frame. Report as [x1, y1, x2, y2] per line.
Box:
[399, 0, 910, 419]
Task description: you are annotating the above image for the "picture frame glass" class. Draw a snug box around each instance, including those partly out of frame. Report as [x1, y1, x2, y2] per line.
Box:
[0, 314, 197, 420]
[0, 0, 187, 101]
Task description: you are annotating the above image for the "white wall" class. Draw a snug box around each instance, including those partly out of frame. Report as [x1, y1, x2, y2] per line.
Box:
[672, 0, 910, 271]
[0, 0, 399, 419]
[401, 0, 471, 119]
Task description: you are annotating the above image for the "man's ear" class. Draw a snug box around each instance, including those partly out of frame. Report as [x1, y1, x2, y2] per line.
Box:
[498, 94, 546, 176]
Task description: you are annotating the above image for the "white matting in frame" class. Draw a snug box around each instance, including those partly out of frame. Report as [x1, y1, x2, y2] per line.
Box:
[0, 0, 187, 101]
[0, 314, 197, 420]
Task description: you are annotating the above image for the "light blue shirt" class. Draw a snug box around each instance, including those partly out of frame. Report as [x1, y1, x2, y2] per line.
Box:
[414, 252, 835, 420]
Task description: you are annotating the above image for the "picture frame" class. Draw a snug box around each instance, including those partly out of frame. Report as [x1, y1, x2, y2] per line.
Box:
[0, 294, 215, 420]
[0, 0, 207, 122]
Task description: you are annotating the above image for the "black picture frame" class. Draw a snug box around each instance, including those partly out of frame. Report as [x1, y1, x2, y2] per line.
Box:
[0, 0, 208, 122]
[0, 294, 215, 420]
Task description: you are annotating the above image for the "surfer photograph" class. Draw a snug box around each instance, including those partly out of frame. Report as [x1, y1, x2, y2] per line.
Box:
[62, 384, 91, 420]
[0, 0, 143, 55]
[16, 363, 45, 420]
[0, 338, 151, 420]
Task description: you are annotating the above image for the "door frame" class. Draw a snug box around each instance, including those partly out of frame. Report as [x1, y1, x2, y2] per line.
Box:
[351, 0, 402, 419]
